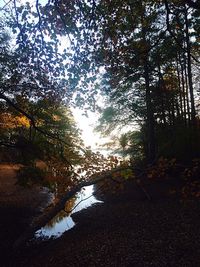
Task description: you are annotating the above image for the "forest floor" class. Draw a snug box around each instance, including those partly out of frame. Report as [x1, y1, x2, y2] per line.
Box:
[1, 164, 200, 266]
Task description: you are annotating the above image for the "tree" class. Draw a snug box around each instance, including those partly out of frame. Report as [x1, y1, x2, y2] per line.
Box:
[82, 0, 166, 162]
[79, 0, 200, 162]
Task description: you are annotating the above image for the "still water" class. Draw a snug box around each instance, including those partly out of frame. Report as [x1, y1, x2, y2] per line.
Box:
[35, 185, 103, 239]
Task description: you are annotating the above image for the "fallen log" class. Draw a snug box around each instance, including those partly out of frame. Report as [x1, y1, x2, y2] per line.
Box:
[13, 166, 150, 249]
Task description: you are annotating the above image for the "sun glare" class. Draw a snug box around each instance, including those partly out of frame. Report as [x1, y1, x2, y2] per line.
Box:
[72, 108, 109, 151]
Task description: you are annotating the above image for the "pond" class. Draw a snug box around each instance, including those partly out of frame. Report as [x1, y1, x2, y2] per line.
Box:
[35, 185, 103, 239]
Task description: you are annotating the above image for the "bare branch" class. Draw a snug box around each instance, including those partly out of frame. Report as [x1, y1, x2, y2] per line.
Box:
[0, 0, 12, 11]
[64, 183, 105, 214]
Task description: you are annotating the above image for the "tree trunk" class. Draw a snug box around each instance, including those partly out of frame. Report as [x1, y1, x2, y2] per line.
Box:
[13, 166, 146, 250]
[158, 65, 167, 126]
[176, 54, 184, 120]
[144, 61, 156, 163]
[140, 7, 156, 163]
[184, 7, 196, 123]
[184, 53, 191, 123]
[180, 55, 187, 124]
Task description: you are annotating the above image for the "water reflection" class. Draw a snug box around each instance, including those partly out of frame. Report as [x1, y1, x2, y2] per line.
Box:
[35, 185, 103, 239]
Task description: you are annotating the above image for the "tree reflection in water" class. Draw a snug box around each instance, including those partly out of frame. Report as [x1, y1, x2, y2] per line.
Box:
[35, 185, 102, 239]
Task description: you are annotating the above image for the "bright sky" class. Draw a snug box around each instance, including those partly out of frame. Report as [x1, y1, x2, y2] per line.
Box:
[72, 108, 109, 150]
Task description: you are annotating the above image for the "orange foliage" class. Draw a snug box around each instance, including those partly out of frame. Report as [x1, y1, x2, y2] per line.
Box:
[147, 157, 177, 180]
[0, 113, 30, 128]
[181, 159, 200, 199]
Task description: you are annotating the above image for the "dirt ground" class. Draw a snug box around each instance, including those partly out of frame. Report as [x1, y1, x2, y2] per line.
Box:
[0, 163, 52, 209]
[0, 163, 53, 266]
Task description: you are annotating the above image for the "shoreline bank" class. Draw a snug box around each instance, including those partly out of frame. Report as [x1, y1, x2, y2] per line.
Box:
[1, 166, 200, 266]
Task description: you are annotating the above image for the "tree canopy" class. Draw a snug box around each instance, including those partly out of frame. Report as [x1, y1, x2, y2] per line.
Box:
[0, 0, 199, 166]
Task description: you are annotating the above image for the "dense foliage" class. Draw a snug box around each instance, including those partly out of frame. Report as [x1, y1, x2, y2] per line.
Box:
[0, 0, 200, 197]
